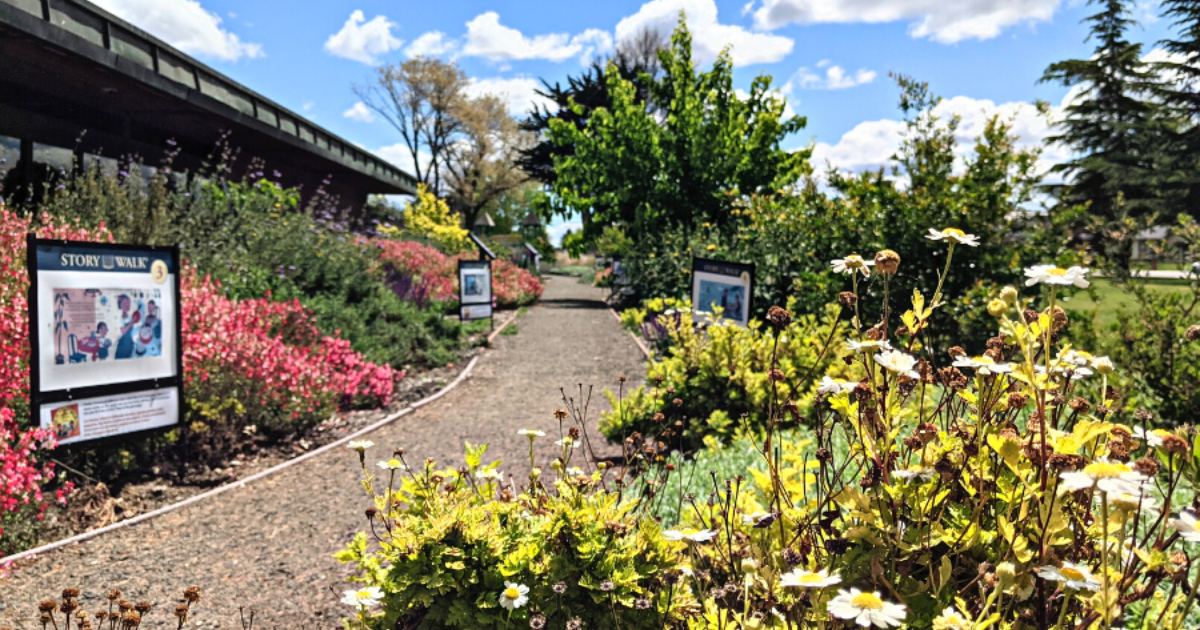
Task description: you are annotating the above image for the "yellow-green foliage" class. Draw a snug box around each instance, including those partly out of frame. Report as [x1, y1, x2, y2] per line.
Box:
[340, 235, 1200, 630]
[382, 184, 469, 252]
[337, 443, 691, 630]
[601, 297, 846, 449]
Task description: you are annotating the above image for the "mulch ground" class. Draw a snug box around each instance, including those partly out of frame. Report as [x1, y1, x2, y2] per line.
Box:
[0, 276, 645, 629]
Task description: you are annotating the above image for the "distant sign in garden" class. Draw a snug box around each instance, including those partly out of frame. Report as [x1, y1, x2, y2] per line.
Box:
[691, 257, 755, 327]
[27, 237, 182, 445]
[458, 259, 493, 321]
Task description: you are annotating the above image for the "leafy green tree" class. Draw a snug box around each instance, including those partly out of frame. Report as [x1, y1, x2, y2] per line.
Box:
[1154, 0, 1200, 224]
[546, 16, 808, 246]
[1041, 0, 1179, 269]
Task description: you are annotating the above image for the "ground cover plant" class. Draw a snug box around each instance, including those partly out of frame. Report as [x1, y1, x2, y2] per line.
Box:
[338, 229, 1200, 630]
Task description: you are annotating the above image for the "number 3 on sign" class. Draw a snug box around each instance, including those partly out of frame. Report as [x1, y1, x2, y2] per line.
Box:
[150, 260, 169, 284]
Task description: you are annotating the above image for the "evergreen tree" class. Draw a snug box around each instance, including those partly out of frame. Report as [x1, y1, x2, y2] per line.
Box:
[1041, 0, 1176, 267]
[1155, 0, 1200, 219]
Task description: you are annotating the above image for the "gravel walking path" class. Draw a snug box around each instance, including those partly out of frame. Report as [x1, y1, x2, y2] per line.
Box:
[0, 276, 644, 629]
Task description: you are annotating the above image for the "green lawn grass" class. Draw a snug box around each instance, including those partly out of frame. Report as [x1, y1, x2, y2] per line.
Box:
[1057, 278, 1194, 328]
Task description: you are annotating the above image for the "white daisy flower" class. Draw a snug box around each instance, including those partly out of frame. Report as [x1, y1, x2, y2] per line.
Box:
[1036, 364, 1093, 381]
[1024, 265, 1090, 289]
[926, 227, 980, 247]
[663, 528, 718, 543]
[874, 350, 919, 379]
[892, 466, 935, 483]
[952, 355, 1013, 376]
[845, 339, 892, 353]
[741, 512, 772, 526]
[827, 588, 907, 628]
[1170, 511, 1200, 542]
[475, 468, 502, 480]
[567, 467, 585, 476]
[780, 569, 842, 589]
[376, 459, 408, 471]
[1060, 349, 1093, 367]
[1090, 355, 1115, 374]
[818, 376, 856, 395]
[498, 582, 529, 610]
[1132, 426, 1168, 448]
[556, 436, 581, 449]
[1036, 562, 1100, 591]
[517, 429, 546, 438]
[347, 440, 374, 452]
[933, 606, 970, 630]
[1058, 458, 1149, 495]
[831, 254, 874, 277]
[341, 586, 384, 608]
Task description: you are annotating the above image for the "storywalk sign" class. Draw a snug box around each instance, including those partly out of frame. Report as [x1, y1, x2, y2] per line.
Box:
[27, 236, 183, 445]
[691, 257, 755, 327]
[458, 259, 493, 322]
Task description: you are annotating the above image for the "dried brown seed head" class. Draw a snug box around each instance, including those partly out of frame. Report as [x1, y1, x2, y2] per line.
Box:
[1163, 434, 1191, 455]
[183, 587, 201, 603]
[1187, 324, 1200, 341]
[62, 588, 81, 600]
[554, 408, 568, 420]
[107, 590, 121, 602]
[38, 601, 58, 613]
[766, 306, 792, 330]
[134, 603, 151, 614]
[838, 291, 857, 308]
[874, 249, 901, 275]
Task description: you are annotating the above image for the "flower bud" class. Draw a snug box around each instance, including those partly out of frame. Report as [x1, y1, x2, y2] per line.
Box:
[741, 557, 758, 573]
[1000, 286, 1019, 305]
[1187, 324, 1200, 342]
[987, 299, 1008, 317]
[1092, 356, 1114, 374]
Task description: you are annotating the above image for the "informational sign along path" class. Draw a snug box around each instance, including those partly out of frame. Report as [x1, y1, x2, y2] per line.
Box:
[458, 259, 493, 321]
[691, 256, 755, 327]
[27, 237, 183, 445]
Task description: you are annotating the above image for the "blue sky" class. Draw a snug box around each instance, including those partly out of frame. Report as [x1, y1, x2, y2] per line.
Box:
[91, 0, 1173, 239]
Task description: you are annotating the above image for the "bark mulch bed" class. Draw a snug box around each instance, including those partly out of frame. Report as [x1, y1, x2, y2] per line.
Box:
[0, 277, 644, 629]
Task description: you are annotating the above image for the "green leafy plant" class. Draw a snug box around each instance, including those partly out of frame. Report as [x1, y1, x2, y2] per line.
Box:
[600, 298, 845, 450]
[337, 436, 689, 630]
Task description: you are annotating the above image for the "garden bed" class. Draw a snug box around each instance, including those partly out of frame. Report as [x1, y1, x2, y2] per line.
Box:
[19, 346, 486, 559]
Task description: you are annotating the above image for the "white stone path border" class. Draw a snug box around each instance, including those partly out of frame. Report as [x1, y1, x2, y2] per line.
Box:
[0, 311, 520, 567]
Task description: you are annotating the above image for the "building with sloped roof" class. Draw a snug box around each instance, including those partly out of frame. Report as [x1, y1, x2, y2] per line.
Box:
[0, 0, 416, 209]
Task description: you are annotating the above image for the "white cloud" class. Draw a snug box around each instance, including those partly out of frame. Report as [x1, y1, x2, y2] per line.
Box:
[302, 101, 315, 112]
[342, 101, 376, 123]
[91, 0, 263, 61]
[749, 0, 1062, 44]
[810, 93, 1072, 179]
[616, 0, 793, 66]
[462, 12, 604, 63]
[573, 29, 616, 65]
[547, 220, 582, 246]
[405, 31, 459, 58]
[374, 143, 432, 179]
[324, 10, 403, 65]
[464, 76, 555, 117]
[784, 60, 877, 91]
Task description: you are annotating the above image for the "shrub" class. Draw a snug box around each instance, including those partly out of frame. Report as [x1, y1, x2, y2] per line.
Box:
[336, 441, 687, 630]
[0, 207, 111, 552]
[599, 298, 845, 450]
[380, 184, 470, 252]
[1092, 215, 1200, 426]
[377, 239, 545, 308]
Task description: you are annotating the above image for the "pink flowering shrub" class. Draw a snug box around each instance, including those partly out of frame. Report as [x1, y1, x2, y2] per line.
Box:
[182, 270, 397, 435]
[0, 208, 109, 540]
[376, 239, 544, 307]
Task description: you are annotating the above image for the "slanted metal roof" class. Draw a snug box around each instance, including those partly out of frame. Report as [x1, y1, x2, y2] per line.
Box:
[0, 0, 416, 202]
